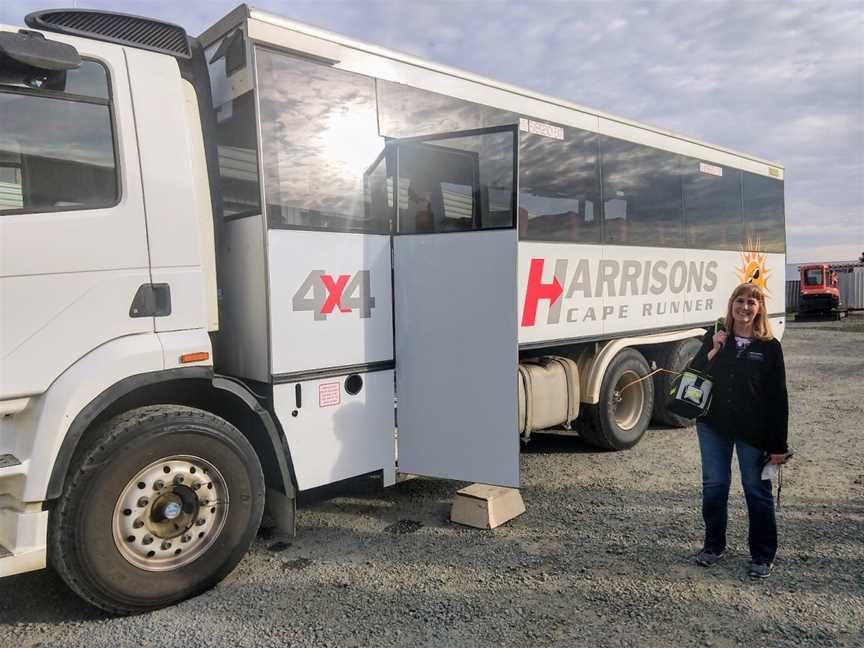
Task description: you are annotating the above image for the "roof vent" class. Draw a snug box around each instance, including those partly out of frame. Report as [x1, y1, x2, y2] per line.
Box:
[25, 9, 191, 59]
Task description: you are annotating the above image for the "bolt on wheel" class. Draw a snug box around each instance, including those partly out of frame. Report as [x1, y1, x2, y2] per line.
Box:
[113, 455, 229, 571]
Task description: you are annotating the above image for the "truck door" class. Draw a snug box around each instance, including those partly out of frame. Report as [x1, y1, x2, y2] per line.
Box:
[389, 126, 519, 487]
[0, 35, 151, 400]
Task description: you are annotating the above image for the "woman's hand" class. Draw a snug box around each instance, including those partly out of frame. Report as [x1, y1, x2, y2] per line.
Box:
[707, 330, 727, 361]
[769, 453, 789, 465]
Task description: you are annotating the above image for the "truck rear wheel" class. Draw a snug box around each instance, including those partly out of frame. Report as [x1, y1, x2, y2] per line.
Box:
[49, 405, 265, 614]
[650, 337, 702, 427]
[582, 348, 654, 450]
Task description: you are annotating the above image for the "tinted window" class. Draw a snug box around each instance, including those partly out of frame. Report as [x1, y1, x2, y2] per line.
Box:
[683, 161, 743, 250]
[207, 31, 261, 219]
[378, 80, 516, 138]
[396, 129, 514, 233]
[519, 129, 600, 243]
[743, 172, 785, 253]
[256, 48, 387, 233]
[0, 91, 116, 215]
[600, 137, 684, 247]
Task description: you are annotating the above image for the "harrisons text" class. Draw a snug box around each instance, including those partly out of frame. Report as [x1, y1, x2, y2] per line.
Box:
[522, 258, 719, 326]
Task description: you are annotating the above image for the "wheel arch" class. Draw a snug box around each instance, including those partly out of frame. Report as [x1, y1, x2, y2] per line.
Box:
[46, 370, 296, 505]
[584, 328, 706, 404]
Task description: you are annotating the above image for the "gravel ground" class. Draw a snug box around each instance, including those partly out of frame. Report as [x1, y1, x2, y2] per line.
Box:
[2, 315, 862, 647]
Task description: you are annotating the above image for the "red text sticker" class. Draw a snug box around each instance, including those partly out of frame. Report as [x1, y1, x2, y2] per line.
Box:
[319, 382, 341, 407]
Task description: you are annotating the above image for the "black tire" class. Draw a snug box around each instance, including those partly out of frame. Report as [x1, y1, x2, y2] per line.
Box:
[650, 337, 703, 427]
[582, 348, 654, 450]
[49, 405, 265, 614]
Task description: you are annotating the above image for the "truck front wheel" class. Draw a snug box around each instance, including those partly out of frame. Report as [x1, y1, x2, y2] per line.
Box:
[582, 348, 654, 450]
[49, 405, 265, 614]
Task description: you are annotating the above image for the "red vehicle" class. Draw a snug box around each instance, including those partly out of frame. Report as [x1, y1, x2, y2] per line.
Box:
[798, 264, 841, 316]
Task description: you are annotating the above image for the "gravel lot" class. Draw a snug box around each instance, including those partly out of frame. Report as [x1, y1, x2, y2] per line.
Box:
[2, 315, 862, 648]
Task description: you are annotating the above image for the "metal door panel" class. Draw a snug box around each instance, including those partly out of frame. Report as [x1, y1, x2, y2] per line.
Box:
[394, 230, 519, 486]
[391, 126, 519, 487]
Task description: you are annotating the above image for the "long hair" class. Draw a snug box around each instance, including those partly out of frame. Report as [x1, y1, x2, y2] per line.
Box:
[723, 283, 774, 340]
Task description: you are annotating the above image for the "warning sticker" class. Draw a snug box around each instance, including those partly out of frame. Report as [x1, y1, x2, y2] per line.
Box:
[519, 117, 564, 141]
[319, 382, 341, 407]
[699, 162, 723, 177]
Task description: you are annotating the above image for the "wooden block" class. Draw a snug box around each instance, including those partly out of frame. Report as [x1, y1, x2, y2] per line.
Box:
[450, 483, 525, 529]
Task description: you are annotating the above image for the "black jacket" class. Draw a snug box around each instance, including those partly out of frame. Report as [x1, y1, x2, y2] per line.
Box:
[690, 329, 789, 454]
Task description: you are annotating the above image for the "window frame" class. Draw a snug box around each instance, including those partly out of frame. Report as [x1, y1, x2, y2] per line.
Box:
[0, 57, 121, 217]
[389, 124, 519, 236]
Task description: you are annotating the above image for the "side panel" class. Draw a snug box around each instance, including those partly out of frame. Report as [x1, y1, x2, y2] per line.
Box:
[517, 242, 785, 345]
[268, 230, 393, 375]
[211, 215, 270, 381]
[272, 370, 395, 490]
[394, 229, 519, 487]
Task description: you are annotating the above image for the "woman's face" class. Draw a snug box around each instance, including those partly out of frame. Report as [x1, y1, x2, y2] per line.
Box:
[732, 293, 760, 328]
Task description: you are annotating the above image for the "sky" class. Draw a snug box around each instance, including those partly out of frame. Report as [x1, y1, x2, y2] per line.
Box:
[2, 0, 862, 266]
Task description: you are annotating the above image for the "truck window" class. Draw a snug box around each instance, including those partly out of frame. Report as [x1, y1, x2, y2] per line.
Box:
[255, 48, 388, 234]
[206, 30, 261, 219]
[377, 79, 516, 138]
[395, 129, 515, 234]
[600, 136, 685, 247]
[0, 60, 117, 215]
[804, 268, 824, 286]
[743, 172, 785, 253]
[683, 162, 743, 251]
[519, 129, 601, 244]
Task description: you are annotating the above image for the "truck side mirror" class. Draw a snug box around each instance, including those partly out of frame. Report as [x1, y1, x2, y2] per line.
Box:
[0, 30, 81, 72]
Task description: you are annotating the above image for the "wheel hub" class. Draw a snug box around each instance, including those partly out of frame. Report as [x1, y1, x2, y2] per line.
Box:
[113, 456, 229, 572]
[611, 370, 645, 431]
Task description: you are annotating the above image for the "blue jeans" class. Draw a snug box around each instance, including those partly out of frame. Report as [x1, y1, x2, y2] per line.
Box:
[697, 422, 777, 563]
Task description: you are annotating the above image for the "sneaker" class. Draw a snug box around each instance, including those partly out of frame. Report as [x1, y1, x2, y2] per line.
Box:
[748, 562, 773, 579]
[696, 549, 725, 567]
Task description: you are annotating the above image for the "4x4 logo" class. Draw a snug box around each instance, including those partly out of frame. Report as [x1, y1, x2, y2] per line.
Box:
[292, 270, 375, 320]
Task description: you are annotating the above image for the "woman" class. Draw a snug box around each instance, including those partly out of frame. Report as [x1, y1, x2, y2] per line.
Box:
[690, 283, 789, 578]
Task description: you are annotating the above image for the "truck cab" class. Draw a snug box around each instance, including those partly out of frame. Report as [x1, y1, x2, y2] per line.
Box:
[798, 263, 840, 315]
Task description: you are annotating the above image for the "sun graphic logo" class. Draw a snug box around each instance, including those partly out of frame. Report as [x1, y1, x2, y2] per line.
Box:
[736, 238, 771, 296]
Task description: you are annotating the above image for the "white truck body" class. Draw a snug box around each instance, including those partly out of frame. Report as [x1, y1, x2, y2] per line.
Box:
[0, 5, 785, 609]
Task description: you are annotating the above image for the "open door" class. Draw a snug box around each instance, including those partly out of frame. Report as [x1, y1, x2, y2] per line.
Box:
[390, 126, 519, 487]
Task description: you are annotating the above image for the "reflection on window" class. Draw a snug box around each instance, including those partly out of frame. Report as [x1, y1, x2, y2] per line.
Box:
[206, 30, 261, 218]
[519, 130, 600, 243]
[0, 60, 110, 100]
[743, 172, 785, 253]
[683, 163, 742, 250]
[256, 49, 388, 234]
[601, 137, 684, 247]
[0, 92, 116, 214]
[378, 80, 516, 139]
[396, 130, 514, 233]
[0, 156, 23, 210]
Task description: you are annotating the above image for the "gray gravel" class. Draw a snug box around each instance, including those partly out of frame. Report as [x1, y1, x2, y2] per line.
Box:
[2, 315, 863, 647]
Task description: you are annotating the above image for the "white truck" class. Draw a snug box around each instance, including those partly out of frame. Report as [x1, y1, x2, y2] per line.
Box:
[0, 5, 786, 612]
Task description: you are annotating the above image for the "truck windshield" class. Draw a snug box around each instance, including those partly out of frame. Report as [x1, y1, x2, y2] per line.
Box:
[803, 268, 824, 286]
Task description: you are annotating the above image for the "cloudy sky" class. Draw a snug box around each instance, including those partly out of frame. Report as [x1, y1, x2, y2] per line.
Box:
[2, 0, 862, 265]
